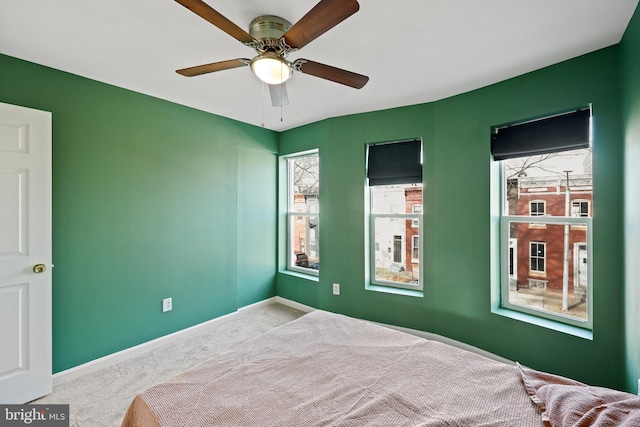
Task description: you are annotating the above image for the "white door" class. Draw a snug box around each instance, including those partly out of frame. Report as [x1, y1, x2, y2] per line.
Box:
[0, 102, 52, 403]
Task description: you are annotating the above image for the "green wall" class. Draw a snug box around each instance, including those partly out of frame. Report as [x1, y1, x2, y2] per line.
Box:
[622, 5, 640, 393]
[0, 54, 279, 373]
[238, 147, 278, 307]
[279, 46, 626, 390]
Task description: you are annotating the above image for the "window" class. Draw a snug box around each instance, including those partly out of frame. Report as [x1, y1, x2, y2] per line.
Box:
[528, 200, 547, 228]
[286, 151, 319, 275]
[367, 139, 423, 290]
[493, 108, 592, 329]
[529, 242, 545, 273]
[530, 201, 545, 216]
[572, 200, 589, 217]
[412, 235, 419, 261]
[411, 204, 422, 227]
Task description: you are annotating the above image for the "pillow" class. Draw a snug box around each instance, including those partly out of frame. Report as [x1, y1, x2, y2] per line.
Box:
[517, 362, 640, 427]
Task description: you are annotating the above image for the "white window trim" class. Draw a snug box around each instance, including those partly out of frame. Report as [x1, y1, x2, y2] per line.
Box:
[286, 151, 319, 277]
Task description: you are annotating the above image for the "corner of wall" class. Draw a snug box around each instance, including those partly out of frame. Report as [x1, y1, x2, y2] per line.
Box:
[621, 2, 640, 394]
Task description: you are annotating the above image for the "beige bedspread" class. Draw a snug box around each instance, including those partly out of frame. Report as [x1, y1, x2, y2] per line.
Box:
[122, 310, 543, 426]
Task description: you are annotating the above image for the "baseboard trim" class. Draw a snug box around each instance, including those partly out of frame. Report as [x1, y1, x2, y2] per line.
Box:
[274, 296, 315, 313]
[52, 297, 286, 387]
[371, 321, 513, 365]
[272, 298, 510, 364]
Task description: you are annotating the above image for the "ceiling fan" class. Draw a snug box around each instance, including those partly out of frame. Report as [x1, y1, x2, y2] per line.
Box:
[174, 0, 369, 107]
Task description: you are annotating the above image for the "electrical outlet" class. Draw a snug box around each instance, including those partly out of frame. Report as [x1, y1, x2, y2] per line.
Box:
[332, 283, 340, 295]
[637, 379, 640, 396]
[162, 297, 172, 312]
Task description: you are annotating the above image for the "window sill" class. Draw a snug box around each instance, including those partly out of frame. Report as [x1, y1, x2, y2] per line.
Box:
[279, 270, 320, 283]
[528, 272, 547, 278]
[365, 283, 423, 298]
[491, 306, 593, 340]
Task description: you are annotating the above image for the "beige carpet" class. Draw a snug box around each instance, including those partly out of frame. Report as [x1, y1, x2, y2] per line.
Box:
[34, 303, 306, 427]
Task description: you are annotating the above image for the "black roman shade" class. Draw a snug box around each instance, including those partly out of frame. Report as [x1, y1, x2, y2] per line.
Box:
[491, 108, 591, 161]
[367, 139, 422, 186]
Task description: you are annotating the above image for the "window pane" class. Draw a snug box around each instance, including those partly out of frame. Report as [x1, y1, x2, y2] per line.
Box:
[289, 215, 319, 272]
[508, 221, 587, 322]
[287, 152, 319, 275]
[373, 217, 420, 285]
[289, 155, 319, 213]
[504, 148, 592, 217]
[372, 184, 423, 214]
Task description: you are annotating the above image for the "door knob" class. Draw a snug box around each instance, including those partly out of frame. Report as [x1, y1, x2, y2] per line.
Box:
[33, 264, 47, 273]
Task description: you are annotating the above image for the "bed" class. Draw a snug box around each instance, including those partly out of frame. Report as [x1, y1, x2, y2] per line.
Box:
[121, 310, 640, 427]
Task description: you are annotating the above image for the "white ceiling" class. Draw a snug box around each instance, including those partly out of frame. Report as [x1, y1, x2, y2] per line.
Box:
[1, 0, 638, 132]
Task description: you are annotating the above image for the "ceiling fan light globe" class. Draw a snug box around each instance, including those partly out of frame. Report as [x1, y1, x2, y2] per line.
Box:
[251, 55, 292, 85]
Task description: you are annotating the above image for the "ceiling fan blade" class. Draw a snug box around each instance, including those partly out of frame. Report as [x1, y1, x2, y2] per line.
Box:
[268, 83, 289, 107]
[282, 0, 360, 50]
[176, 59, 250, 77]
[175, 0, 255, 45]
[293, 59, 369, 89]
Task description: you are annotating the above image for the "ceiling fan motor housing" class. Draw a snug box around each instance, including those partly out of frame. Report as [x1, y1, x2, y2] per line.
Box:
[249, 15, 291, 41]
[249, 15, 293, 55]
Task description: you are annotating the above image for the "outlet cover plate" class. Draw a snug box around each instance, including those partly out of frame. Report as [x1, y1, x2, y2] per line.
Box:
[162, 297, 172, 312]
[332, 283, 340, 295]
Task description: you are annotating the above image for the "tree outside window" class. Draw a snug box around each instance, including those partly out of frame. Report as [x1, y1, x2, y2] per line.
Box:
[287, 152, 319, 275]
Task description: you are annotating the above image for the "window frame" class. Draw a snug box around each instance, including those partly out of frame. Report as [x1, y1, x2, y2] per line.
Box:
[286, 151, 320, 277]
[500, 165, 593, 329]
[366, 139, 424, 293]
